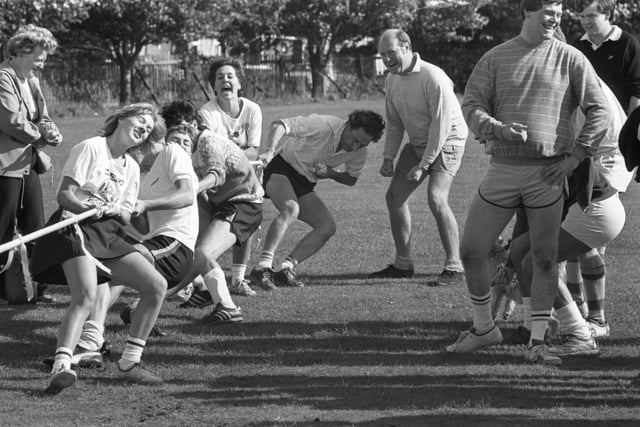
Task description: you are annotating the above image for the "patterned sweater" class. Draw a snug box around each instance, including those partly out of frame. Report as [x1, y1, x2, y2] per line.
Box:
[463, 36, 609, 162]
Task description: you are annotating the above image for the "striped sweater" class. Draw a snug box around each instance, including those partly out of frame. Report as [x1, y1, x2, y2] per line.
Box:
[462, 36, 609, 162]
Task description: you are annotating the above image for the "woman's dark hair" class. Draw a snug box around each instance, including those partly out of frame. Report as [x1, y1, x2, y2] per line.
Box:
[207, 57, 246, 97]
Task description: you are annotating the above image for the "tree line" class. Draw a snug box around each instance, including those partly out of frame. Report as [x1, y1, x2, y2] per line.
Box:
[2, 0, 640, 105]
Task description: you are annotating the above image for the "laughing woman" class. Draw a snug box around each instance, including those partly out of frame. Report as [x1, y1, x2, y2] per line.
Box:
[30, 103, 167, 394]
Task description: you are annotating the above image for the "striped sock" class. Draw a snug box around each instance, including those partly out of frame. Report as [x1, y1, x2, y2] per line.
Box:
[118, 337, 145, 370]
[565, 261, 584, 305]
[530, 310, 551, 345]
[231, 264, 247, 285]
[471, 292, 494, 334]
[52, 347, 73, 372]
[582, 263, 606, 323]
[257, 251, 274, 270]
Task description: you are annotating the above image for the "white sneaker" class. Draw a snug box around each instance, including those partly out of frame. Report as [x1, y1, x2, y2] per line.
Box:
[45, 367, 77, 395]
[587, 319, 610, 338]
[550, 334, 599, 356]
[175, 283, 194, 302]
[230, 279, 257, 297]
[445, 325, 503, 353]
[524, 343, 562, 365]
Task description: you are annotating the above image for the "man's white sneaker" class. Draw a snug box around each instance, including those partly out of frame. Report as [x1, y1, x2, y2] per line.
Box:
[230, 279, 257, 297]
[550, 334, 599, 356]
[445, 325, 503, 353]
[45, 367, 77, 395]
[587, 319, 610, 338]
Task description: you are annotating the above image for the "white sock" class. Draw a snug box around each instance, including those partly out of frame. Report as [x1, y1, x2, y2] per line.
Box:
[471, 292, 494, 334]
[556, 302, 590, 339]
[257, 251, 274, 270]
[76, 320, 104, 351]
[203, 267, 236, 309]
[275, 256, 297, 272]
[118, 336, 145, 370]
[231, 264, 247, 285]
[530, 311, 550, 345]
[52, 347, 73, 373]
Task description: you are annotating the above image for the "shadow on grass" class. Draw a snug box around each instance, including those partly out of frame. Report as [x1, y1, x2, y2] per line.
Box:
[169, 372, 640, 412]
[245, 416, 637, 427]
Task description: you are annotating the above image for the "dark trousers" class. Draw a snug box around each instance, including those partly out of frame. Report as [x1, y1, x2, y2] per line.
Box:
[0, 170, 44, 269]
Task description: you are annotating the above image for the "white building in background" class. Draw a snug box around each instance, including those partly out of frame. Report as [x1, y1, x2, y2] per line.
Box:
[139, 39, 223, 63]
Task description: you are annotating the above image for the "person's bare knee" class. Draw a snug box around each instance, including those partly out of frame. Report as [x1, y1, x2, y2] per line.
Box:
[279, 199, 300, 222]
[316, 216, 337, 241]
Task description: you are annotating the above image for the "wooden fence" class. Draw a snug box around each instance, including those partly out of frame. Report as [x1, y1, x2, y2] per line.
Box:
[38, 55, 384, 115]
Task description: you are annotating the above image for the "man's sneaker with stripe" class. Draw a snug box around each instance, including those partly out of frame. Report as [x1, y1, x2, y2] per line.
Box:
[201, 303, 243, 324]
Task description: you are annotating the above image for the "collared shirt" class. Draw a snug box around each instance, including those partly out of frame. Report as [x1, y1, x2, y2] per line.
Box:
[580, 25, 622, 50]
[278, 114, 368, 183]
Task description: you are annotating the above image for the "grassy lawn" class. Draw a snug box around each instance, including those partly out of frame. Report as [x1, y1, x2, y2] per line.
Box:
[2, 97, 640, 426]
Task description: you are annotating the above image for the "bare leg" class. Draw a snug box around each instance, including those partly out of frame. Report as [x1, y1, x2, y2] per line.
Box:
[427, 170, 461, 269]
[288, 192, 336, 263]
[260, 174, 300, 255]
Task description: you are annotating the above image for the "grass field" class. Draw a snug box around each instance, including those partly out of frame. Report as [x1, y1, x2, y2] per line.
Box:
[2, 98, 640, 426]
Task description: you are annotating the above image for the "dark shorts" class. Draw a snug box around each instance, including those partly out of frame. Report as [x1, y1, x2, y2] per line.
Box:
[141, 235, 193, 289]
[263, 154, 316, 198]
[30, 208, 137, 285]
[199, 200, 262, 246]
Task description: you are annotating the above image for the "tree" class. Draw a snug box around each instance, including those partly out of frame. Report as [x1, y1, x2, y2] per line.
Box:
[0, 0, 87, 57]
[65, 0, 208, 105]
[278, 0, 416, 99]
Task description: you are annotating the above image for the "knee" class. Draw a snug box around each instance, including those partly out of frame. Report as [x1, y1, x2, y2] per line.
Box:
[317, 218, 337, 240]
[460, 241, 484, 267]
[71, 287, 97, 311]
[279, 200, 300, 221]
[145, 275, 167, 301]
[530, 248, 556, 274]
[427, 190, 448, 213]
[385, 187, 403, 209]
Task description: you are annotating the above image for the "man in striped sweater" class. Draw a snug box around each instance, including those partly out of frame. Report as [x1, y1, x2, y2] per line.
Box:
[445, 0, 610, 364]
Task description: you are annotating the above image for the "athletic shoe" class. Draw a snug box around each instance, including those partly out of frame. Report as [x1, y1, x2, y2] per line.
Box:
[72, 347, 104, 369]
[179, 289, 213, 308]
[116, 363, 163, 385]
[503, 326, 551, 346]
[524, 343, 562, 365]
[171, 283, 194, 302]
[42, 341, 111, 369]
[120, 306, 167, 337]
[37, 293, 57, 304]
[230, 279, 257, 297]
[45, 367, 77, 395]
[427, 269, 464, 287]
[550, 334, 599, 356]
[587, 319, 610, 338]
[368, 264, 414, 279]
[445, 325, 503, 353]
[201, 303, 243, 324]
[273, 267, 304, 288]
[249, 267, 277, 291]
